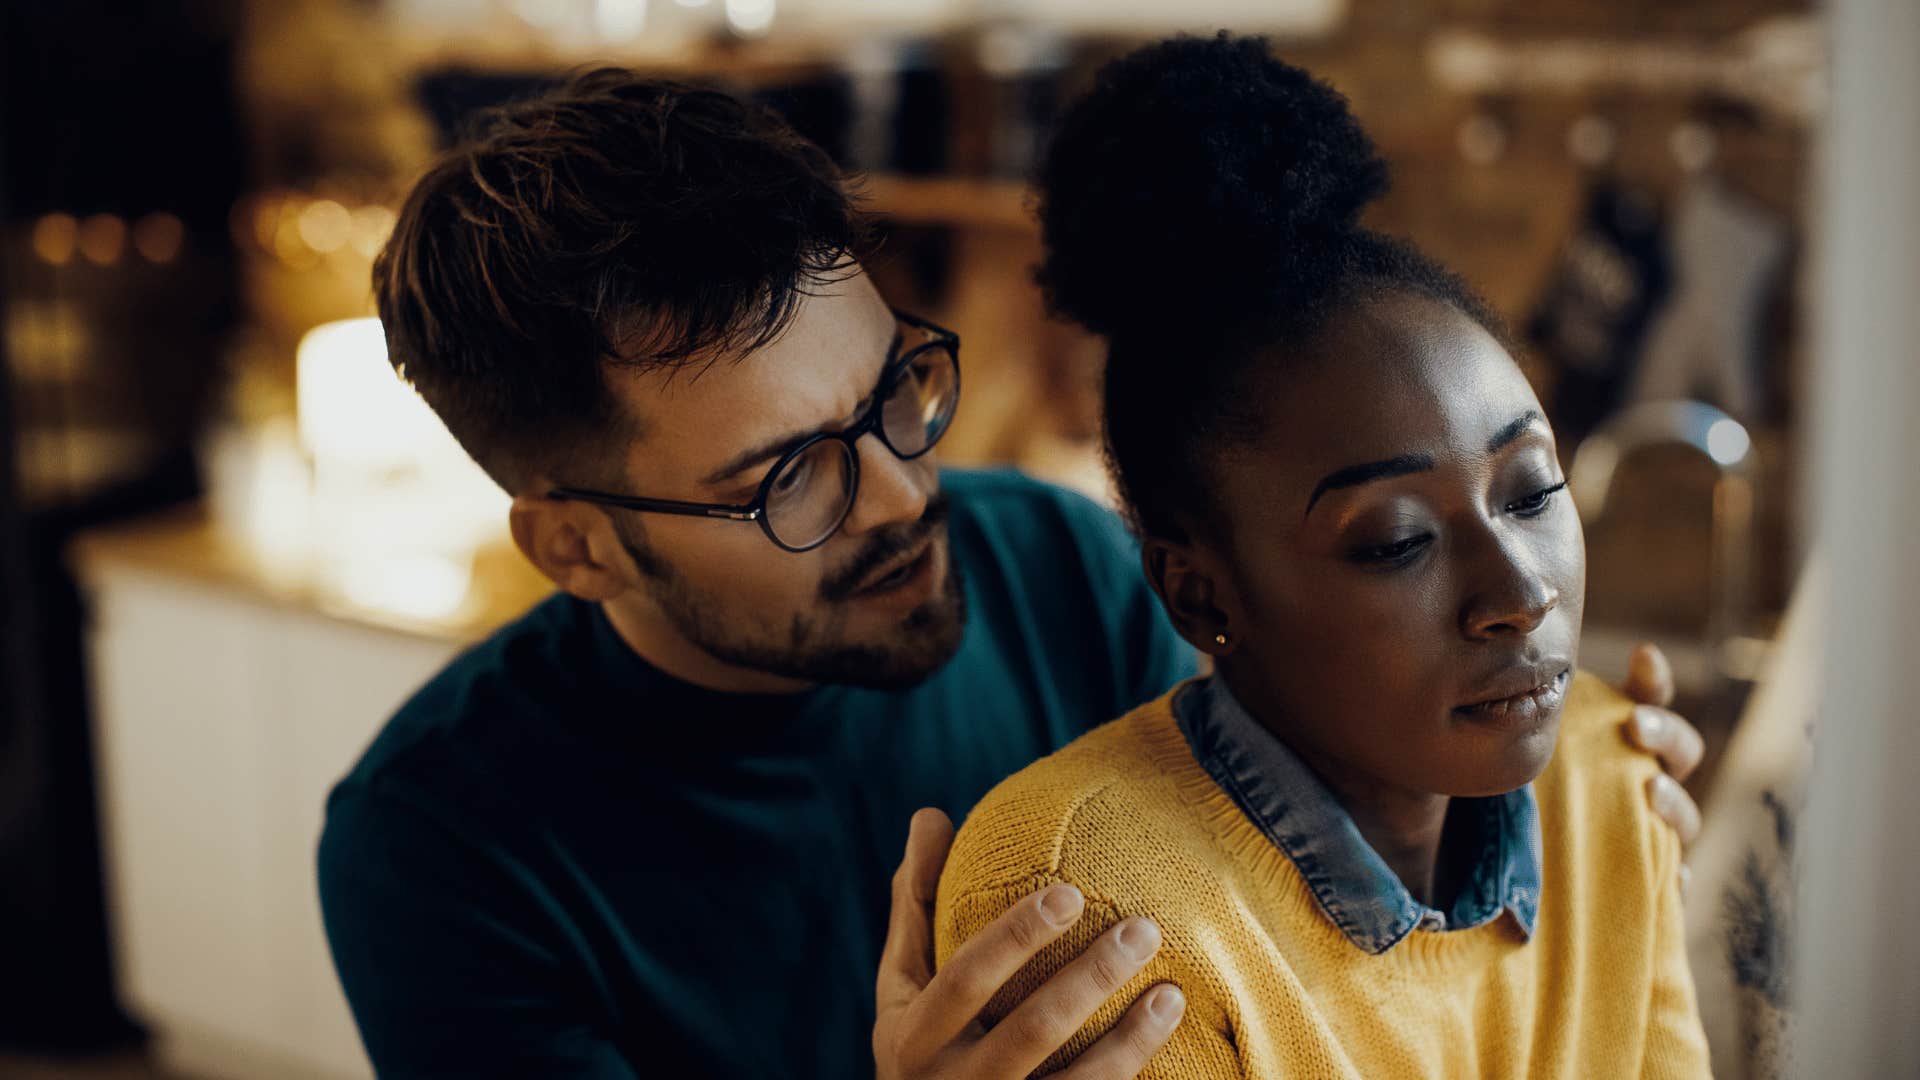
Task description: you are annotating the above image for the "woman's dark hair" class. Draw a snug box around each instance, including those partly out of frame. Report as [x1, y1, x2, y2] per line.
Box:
[1036, 33, 1506, 540]
[375, 69, 872, 491]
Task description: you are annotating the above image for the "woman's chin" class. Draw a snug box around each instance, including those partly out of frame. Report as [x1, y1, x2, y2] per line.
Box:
[1444, 721, 1562, 798]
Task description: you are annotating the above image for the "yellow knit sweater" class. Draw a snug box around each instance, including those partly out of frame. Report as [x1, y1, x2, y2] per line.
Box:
[933, 673, 1710, 1078]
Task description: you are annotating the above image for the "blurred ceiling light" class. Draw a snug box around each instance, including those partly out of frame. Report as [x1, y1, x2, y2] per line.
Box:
[725, 0, 773, 34]
[1706, 417, 1752, 466]
[297, 317, 454, 468]
[78, 214, 126, 266]
[673, 0, 709, 8]
[349, 205, 399, 259]
[32, 213, 78, 265]
[298, 199, 353, 253]
[511, 0, 572, 27]
[132, 213, 185, 264]
[595, 0, 647, 38]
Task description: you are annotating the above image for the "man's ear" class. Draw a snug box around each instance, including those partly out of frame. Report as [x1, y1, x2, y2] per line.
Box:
[1140, 534, 1241, 657]
[510, 493, 629, 602]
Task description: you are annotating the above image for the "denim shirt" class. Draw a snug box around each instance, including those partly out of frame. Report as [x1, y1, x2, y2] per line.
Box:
[1173, 677, 1542, 955]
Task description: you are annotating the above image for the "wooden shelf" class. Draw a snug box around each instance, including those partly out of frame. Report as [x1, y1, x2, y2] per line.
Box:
[860, 175, 1037, 231]
[69, 506, 554, 644]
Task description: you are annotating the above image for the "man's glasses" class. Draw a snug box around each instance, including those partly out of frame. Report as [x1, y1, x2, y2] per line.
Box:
[548, 310, 960, 553]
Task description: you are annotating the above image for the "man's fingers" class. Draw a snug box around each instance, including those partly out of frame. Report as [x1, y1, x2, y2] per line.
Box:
[1648, 773, 1704, 847]
[1625, 704, 1706, 782]
[902, 883, 1087, 1062]
[1055, 984, 1186, 1080]
[1623, 643, 1677, 708]
[979, 916, 1164, 1076]
[877, 808, 956, 1010]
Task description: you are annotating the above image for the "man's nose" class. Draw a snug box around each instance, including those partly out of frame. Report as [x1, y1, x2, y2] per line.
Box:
[838, 434, 930, 536]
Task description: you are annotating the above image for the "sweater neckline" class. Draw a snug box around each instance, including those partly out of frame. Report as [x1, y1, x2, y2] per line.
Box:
[1127, 686, 1526, 965]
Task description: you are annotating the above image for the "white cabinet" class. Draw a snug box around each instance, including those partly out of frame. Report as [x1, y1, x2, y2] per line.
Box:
[85, 564, 463, 1080]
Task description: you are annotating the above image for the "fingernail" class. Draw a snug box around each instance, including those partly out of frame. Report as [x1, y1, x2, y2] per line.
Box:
[1651, 773, 1676, 810]
[1039, 884, 1084, 927]
[1115, 917, 1161, 961]
[1634, 706, 1663, 742]
[1147, 985, 1186, 1024]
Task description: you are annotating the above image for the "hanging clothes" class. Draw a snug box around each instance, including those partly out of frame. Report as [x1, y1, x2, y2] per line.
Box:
[1527, 183, 1673, 447]
[1627, 178, 1789, 421]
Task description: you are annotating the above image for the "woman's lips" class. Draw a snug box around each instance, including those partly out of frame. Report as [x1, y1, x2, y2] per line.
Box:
[1454, 668, 1571, 731]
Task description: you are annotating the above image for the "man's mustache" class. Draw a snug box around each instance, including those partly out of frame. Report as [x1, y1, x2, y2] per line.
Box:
[820, 495, 951, 602]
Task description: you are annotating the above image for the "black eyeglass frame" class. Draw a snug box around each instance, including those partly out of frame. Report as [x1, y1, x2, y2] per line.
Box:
[547, 309, 961, 553]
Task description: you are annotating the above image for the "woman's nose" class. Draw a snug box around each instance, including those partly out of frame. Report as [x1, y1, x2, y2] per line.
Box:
[1460, 533, 1561, 640]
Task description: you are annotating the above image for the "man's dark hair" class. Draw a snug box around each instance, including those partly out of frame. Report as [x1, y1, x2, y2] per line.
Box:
[374, 69, 872, 491]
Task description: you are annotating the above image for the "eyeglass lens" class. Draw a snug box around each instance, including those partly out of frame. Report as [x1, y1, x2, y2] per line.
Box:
[762, 341, 958, 550]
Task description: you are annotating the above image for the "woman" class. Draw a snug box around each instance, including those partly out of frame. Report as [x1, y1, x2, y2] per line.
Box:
[933, 35, 1709, 1078]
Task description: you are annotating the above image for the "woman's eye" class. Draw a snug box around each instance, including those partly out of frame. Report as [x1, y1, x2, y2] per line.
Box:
[1352, 534, 1431, 566]
[1508, 480, 1569, 517]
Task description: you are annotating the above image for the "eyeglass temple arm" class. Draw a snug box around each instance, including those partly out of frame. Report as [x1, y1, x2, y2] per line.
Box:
[548, 489, 763, 522]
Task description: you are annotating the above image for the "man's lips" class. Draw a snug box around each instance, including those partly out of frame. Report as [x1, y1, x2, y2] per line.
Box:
[849, 537, 934, 596]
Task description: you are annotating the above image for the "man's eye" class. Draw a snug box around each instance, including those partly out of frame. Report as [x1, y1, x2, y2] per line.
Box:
[1508, 480, 1569, 517]
[771, 455, 813, 496]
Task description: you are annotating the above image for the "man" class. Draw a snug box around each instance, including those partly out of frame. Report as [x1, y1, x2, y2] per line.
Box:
[318, 70, 1704, 1079]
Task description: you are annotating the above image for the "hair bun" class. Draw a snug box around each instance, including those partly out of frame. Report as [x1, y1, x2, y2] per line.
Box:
[1035, 33, 1388, 341]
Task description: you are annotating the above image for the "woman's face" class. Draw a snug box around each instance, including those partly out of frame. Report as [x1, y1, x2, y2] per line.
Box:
[1186, 291, 1585, 798]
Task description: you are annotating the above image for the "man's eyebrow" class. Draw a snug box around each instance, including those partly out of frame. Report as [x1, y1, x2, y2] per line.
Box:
[698, 324, 905, 487]
[1487, 410, 1544, 455]
[1304, 454, 1436, 518]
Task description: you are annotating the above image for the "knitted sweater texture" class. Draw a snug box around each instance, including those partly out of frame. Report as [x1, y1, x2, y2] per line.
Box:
[933, 673, 1710, 1078]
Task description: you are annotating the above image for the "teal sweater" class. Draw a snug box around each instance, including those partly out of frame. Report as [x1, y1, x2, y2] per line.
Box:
[318, 469, 1196, 1078]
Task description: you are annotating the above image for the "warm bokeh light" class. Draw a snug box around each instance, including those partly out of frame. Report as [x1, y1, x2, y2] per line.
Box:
[349, 205, 398, 258]
[297, 198, 353, 253]
[31, 213, 78, 265]
[77, 214, 126, 265]
[594, 0, 649, 38]
[132, 213, 185, 264]
[726, 0, 774, 34]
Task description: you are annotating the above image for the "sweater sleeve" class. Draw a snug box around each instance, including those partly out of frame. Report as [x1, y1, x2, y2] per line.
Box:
[1641, 828, 1713, 1078]
[939, 882, 1247, 1080]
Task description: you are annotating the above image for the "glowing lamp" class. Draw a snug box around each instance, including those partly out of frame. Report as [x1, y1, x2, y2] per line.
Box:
[296, 317, 459, 469]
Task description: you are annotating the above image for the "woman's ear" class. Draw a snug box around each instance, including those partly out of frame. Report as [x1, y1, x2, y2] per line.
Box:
[510, 494, 629, 602]
[1141, 535, 1241, 657]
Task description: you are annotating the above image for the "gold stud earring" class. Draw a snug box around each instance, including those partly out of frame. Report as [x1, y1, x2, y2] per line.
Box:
[1214, 633, 1228, 647]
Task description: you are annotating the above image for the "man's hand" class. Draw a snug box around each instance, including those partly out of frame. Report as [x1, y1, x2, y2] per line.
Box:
[1619, 644, 1707, 873]
[875, 808, 1186, 1080]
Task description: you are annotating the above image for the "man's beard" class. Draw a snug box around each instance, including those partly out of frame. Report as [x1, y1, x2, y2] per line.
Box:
[615, 496, 969, 691]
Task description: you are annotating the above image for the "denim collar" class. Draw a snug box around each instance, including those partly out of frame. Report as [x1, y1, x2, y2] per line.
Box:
[1174, 677, 1541, 955]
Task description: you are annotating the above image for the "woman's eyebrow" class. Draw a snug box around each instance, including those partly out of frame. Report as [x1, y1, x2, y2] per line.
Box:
[1487, 410, 1544, 454]
[1301, 410, 1548, 518]
[1304, 454, 1435, 517]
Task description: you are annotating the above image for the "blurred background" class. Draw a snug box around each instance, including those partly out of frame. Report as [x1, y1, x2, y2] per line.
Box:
[0, 0, 1910, 1077]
